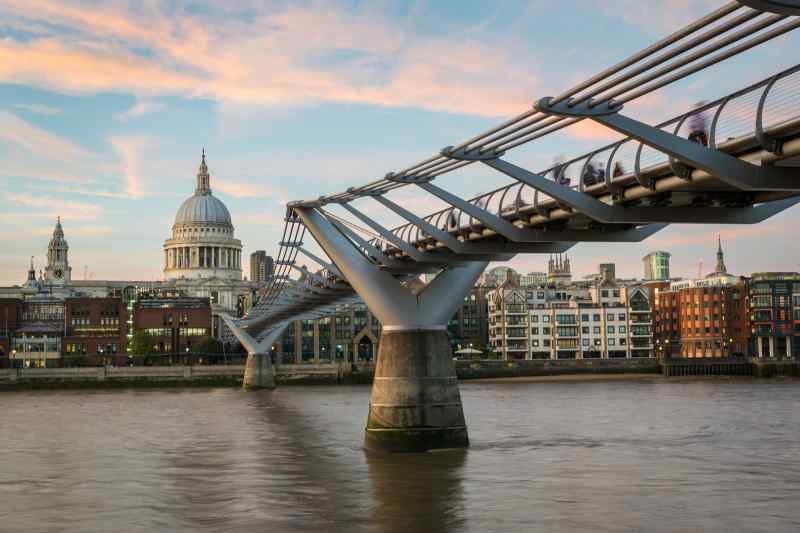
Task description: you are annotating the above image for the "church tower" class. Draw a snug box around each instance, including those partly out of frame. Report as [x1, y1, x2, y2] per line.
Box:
[44, 217, 71, 285]
[714, 235, 727, 275]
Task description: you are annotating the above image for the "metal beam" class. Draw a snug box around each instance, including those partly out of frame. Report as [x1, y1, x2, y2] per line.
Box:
[340, 202, 469, 263]
[483, 157, 800, 224]
[535, 97, 800, 192]
[296, 247, 343, 278]
[371, 194, 571, 254]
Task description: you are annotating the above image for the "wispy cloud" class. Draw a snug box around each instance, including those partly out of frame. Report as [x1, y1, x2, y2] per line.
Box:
[11, 103, 61, 115]
[0, 110, 89, 160]
[31, 224, 114, 237]
[110, 136, 149, 198]
[214, 180, 287, 202]
[0, 1, 539, 118]
[116, 99, 166, 121]
[6, 193, 101, 221]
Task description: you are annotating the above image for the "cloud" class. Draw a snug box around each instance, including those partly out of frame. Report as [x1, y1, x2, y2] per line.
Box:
[31, 224, 114, 237]
[0, 110, 90, 161]
[116, 99, 166, 121]
[25, 183, 129, 199]
[0, 1, 539, 118]
[649, 223, 789, 248]
[5, 193, 101, 221]
[11, 103, 61, 115]
[598, 0, 723, 34]
[214, 180, 287, 202]
[110, 136, 150, 198]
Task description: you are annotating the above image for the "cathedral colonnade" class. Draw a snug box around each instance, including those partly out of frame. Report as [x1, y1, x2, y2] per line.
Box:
[165, 246, 241, 270]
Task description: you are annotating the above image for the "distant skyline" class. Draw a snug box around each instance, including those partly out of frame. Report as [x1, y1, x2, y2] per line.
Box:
[2, 1, 800, 285]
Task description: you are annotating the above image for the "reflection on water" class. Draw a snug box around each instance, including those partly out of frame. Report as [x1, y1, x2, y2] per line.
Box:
[1, 380, 799, 532]
[367, 450, 466, 533]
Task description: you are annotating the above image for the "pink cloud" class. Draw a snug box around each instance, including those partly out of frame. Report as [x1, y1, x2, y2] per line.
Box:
[649, 223, 789, 248]
[0, 1, 539, 118]
[6, 193, 101, 221]
[0, 110, 90, 161]
[110, 136, 149, 198]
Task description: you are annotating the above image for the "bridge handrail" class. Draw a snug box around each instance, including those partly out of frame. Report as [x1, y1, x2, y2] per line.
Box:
[384, 63, 800, 249]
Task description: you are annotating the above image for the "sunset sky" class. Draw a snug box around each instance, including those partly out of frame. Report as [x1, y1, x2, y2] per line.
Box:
[1, 0, 799, 285]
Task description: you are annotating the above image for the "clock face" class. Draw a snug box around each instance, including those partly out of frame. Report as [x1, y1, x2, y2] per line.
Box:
[53, 268, 63, 279]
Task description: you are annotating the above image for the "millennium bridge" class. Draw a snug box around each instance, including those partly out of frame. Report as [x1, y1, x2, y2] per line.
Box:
[223, 0, 800, 452]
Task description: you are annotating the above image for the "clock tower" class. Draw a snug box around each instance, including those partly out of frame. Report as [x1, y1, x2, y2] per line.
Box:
[44, 216, 71, 285]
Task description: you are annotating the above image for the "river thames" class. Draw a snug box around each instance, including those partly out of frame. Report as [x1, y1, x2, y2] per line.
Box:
[1, 379, 799, 532]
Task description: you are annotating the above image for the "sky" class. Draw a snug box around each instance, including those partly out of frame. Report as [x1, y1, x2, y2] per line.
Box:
[1, 0, 799, 285]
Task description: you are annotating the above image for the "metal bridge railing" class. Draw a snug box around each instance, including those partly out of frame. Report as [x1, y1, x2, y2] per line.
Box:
[384, 63, 800, 250]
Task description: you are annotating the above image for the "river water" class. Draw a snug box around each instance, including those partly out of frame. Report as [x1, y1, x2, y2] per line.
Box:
[1, 379, 799, 532]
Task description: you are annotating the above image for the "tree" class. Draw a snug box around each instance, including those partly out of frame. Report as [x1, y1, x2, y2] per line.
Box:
[128, 330, 156, 356]
[191, 336, 223, 354]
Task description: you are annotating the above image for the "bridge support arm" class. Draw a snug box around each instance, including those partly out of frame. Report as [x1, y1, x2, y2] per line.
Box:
[294, 206, 488, 452]
[220, 314, 286, 390]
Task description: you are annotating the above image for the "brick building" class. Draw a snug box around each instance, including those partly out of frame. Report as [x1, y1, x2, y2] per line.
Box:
[133, 298, 212, 354]
[653, 274, 749, 358]
[63, 297, 126, 365]
[0, 298, 21, 366]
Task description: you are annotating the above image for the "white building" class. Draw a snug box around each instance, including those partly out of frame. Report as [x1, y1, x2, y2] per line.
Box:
[487, 272, 654, 360]
[163, 150, 243, 281]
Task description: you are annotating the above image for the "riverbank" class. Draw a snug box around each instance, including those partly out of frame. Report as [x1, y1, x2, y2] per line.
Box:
[0, 358, 658, 390]
[2, 358, 797, 390]
[468, 373, 664, 385]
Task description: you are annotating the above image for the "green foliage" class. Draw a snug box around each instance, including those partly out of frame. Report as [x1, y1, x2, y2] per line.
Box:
[128, 330, 156, 356]
[191, 336, 224, 354]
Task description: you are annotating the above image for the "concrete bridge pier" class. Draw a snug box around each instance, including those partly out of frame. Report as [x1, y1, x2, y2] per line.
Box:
[243, 351, 276, 390]
[366, 326, 467, 452]
[295, 207, 487, 452]
[220, 314, 287, 391]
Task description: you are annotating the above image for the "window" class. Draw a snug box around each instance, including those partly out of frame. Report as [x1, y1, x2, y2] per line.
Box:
[179, 327, 208, 337]
[607, 326, 615, 334]
[531, 327, 539, 335]
[543, 339, 551, 347]
[542, 316, 550, 323]
[619, 338, 627, 346]
[608, 338, 616, 346]
[593, 314, 601, 321]
[556, 314, 577, 325]
[532, 340, 539, 347]
[582, 338, 589, 346]
[531, 315, 539, 323]
[602, 290, 609, 297]
[607, 313, 614, 321]
[543, 327, 551, 335]
[581, 314, 589, 322]
[594, 339, 602, 346]
[618, 313, 626, 321]
[619, 326, 626, 334]
[582, 326, 589, 334]
[593, 326, 601, 334]
[613, 290, 620, 297]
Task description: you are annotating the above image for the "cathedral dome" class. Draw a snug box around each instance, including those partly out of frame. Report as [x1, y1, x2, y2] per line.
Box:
[173, 149, 233, 228]
[174, 193, 232, 226]
[163, 150, 243, 281]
